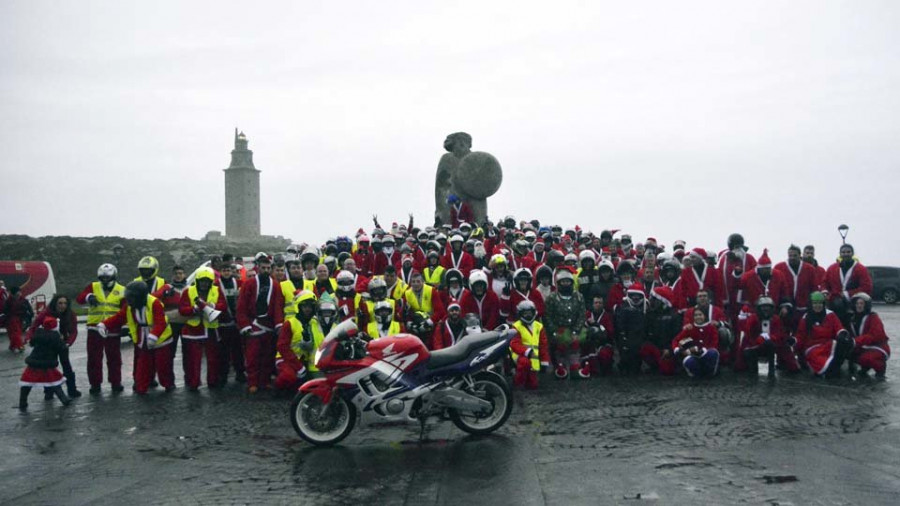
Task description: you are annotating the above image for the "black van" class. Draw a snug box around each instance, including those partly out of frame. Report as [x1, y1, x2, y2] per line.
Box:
[869, 266, 900, 304]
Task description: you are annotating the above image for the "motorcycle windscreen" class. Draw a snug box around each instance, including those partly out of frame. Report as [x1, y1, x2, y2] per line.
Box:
[322, 319, 360, 346]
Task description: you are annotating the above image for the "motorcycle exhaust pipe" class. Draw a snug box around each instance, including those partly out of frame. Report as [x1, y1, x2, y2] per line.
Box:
[429, 389, 492, 413]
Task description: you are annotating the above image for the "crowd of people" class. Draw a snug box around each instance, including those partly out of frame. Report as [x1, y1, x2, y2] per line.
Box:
[5, 213, 891, 410]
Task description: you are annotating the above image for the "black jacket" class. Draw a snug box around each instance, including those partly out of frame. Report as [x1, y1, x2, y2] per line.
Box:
[25, 328, 65, 369]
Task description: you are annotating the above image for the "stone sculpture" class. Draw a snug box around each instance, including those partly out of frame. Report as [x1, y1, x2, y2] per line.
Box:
[434, 132, 502, 225]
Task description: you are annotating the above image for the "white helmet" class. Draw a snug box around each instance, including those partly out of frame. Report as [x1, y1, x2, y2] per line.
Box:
[579, 250, 596, 263]
[97, 263, 118, 279]
[336, 270, 355, 293]
[469, 270, 488, 287]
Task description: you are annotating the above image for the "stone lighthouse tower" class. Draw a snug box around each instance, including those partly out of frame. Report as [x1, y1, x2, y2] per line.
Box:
[224, 128, 261, 238]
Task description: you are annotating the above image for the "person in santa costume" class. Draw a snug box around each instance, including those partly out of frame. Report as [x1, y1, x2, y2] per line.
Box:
[76, 263, 126, 394]
[275, 290, 318, 391]
[682, 288, 734, 367]
[717, 233, 757, 326]
[738, 296, 799, 377]
[215, 261, 245, 384]
[178, 267, 228, 391]
[25, 294, 81, 399]
[19, 318, 71, 411]
[678, 248, 724, 308]
[773, 245, 821, 334]
[847, 293, 890, 379]
[823, 244, 873, 328]
[796, 291, 854, 378]
[606, 260, 638, 312]
[584, 290, 615, 375]
[615, 282, 649, 375]
[672, 308, 721, 378]
[460, 270, 501, 331]
[510, 300, 551, 390]
[507, 268, 545, 324]
[525, 238, 548, 270]
[543, 268, 589, 379]
[433, 302, 468, 350]
[334, 270, 364, 326]
[447, 194, 474, 228]
[738, 249, 791, 316]
[439, 268, 468, 309]
[534, 265, 555, 302]
[98, 281, 175, 394]
[642, 286, 680, 375]
[441, 234, 475, 278]
[235, 256, 285, 393]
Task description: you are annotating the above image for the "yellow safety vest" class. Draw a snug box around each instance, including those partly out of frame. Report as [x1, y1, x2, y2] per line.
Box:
[305, 318, 328, 372]
[276, 317, 306, 361]
[366, 320, 401, 339]
[280, 279, 305, 319]
[134, 276, 166, 293]
[363, 298, 397, 324]
[512, 320, 543, 371]
[185, 285, 220, 329]
[125, 295, 172, 345]
[87, 282, 125, 325]
[388, 280, 408, 302]
[423, 266, 445, 287]
[405, 285, 435, 315]
[305, 278, 337, 294]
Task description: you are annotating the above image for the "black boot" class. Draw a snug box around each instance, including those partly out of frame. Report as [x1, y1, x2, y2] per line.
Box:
[51, 386, 71, 406]
[743, 349, 759, 375]
[826, 331, 854, 379]
[65, 372, 82, 398]
[235, 371, 247, 383]
[19, 387, 31, 411]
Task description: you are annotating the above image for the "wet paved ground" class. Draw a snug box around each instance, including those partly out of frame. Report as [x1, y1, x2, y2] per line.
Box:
[2, 307, 900, 505]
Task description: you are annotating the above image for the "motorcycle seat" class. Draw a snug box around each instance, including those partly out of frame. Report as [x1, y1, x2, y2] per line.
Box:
[427, 331, 501, 369]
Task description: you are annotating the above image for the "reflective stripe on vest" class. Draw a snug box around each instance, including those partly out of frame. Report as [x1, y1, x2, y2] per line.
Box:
[366, 320, 401, 339]
[423, 266, 445, 287]
[512, 320, 542, 371]
[125, 295, 172, 345]
[405, 285, 434, 315]
[185, 285, 220, 329]
[365, 298, 397, 323]
[306, 319, 328, 372]
[88, 282, 125, 324]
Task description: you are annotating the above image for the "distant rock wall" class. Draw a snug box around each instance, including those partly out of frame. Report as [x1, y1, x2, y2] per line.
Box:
[0, 235, 291, 297]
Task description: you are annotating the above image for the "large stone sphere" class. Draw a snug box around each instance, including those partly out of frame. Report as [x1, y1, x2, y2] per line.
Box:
[452, 151, 503, 200]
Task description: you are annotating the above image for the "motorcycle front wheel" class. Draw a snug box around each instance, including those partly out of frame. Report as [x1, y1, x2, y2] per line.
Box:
[290, 391, 357, 446]
[449, 371, 513, 436]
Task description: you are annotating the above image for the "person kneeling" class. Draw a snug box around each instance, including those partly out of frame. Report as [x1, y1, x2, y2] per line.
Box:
[510, 301, 550, 389]
[672, 308, 720, 378]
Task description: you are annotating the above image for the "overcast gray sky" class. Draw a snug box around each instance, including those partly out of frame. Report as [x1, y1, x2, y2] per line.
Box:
[2, 1, 898, 264]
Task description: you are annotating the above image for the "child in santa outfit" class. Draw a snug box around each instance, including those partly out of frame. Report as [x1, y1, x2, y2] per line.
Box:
[19, 318, 71, 410]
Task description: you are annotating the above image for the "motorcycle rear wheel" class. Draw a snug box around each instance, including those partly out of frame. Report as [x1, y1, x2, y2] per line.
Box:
[449, 371, 513, 436]
[290, 391, 356, 446]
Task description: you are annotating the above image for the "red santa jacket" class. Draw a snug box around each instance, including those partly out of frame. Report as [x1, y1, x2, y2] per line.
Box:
[373, 250, 402, 276]
[433, 319, 467, 350]
[507, 288, 545, 324]
[459, 289, 501, 331]
[440, 286, 468, 309]
[823, 261, 873, 301]
[26, 309, 78, 346]
[678, 264, 724, 307]
[796, 310, 844, 353]
[235, 274, 285, 335]
[586, 308, 615, 338]
[773, 260, 820, 310]
[742, 312, 789, 348]
[672, 322, 719, 353]
[849, 312, 890, 356]
[717, 252, 757, 306]
[739, 269, 791, 309]
[441, 250, 475, 278]
[450, 200, 474, 228]
[353, 249, 374, 277]
[178, 287, 228, 337]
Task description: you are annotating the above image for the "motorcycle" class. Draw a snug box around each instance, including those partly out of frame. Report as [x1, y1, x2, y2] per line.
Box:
[290, 320, 516, 446]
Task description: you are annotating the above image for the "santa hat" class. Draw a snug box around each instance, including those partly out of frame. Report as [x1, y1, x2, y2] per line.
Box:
[673, 249, 686, 259]
[627, 282, 645, 296]
[555, 265, 577, 282]
[689, 247, 707, 260]
[356, 228, 366, 237]
[42, 317, 59, 331]
[401, 253, 414, 265]
[650, 286, 676, 308]
[447, 302, 461, 311]
[673, 240, 686, 251]
[646, 237, 658, 247]
[756, 248, 772, 269]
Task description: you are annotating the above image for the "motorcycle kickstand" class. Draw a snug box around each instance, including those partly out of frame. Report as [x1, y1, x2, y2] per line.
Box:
[418, 416, 427, 442]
